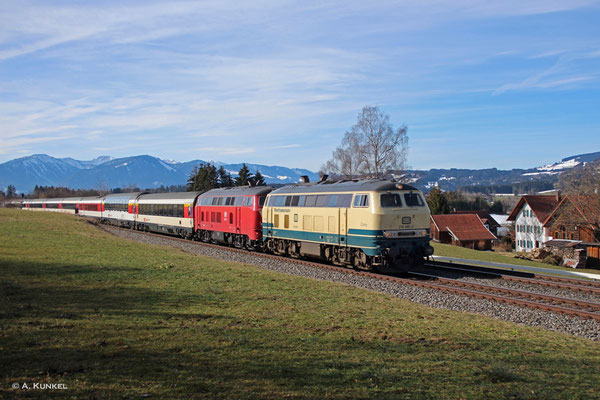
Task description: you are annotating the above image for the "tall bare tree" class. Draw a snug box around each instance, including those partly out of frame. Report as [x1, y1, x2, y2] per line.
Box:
[322, 106, 408, 179]
[321, 133, 363, 178]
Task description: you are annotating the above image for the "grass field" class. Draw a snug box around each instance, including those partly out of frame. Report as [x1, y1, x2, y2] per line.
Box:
[432, 242, 600, 274]
[1, 208, 600, 399]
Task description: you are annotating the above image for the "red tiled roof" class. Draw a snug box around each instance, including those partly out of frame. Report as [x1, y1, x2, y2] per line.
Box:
[543, 195, 600, 227]
[451, 210, 500, 227]
[430, 214, 497, 241]
[507, 195, 560, 222]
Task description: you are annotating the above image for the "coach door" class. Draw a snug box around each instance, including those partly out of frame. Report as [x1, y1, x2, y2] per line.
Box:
[339, 208, 347, 246]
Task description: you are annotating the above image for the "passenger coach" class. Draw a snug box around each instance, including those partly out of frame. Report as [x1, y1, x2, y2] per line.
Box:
[134, 192, 200, 238]
[102, 192, 145, 228]
[262, 180, 433, 272]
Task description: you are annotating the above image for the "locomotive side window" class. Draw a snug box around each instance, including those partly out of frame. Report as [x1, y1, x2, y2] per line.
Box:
[259, 196, 266, 207]
[404, 193, 425, 207]
[335, 194, 353, 207]
[328, 194, 338, 207]
[316, 195, 329, 207]
[381, 193, 402, 208]
[353, 194, 369, 207]
[304, 195, 317, 207]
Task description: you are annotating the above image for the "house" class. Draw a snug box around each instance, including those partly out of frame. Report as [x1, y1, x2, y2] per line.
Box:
[542, 195, 600, 242]
[507, 194, 560, 252]
[542, 195, 600, 268]
[450, 210, 501, 237]
[430, 214, 497, 250]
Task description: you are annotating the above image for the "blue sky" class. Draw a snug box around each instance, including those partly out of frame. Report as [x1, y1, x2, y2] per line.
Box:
[1, 1, 599, 171]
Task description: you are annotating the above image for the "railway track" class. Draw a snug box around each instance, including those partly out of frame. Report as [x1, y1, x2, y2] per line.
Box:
[425, 260, 600, 295]
[94, 221, 600, 322]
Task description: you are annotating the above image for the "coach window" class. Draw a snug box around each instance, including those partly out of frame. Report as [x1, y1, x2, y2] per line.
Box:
[353, 194, 369, 207]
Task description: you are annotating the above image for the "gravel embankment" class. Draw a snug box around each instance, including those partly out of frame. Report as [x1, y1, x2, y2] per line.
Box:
[102, 225, 600, 341]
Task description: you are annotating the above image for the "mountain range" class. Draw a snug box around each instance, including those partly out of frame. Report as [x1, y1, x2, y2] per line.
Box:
[0, 154, 319, 193]
[1, 151, 599, 194]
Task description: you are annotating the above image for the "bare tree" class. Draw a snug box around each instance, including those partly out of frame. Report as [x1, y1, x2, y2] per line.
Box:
[322, 106, 408, 179]
[321, 132, 363, 178]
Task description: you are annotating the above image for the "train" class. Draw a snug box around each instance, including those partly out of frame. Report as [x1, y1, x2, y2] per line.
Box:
[21, 178, 434, 272]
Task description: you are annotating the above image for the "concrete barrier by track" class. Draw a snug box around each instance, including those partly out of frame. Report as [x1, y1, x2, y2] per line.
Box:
[431, 255, 600, 281]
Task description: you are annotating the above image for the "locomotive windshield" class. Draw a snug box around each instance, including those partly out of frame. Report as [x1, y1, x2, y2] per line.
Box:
[404, 193, 425, 207]
[380, 192, 425, 207]
[380, 193, 402, 208]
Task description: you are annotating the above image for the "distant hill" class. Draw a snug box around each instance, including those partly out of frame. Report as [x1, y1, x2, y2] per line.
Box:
[0, 154, 320, 193]
[1, 151, 598, 194]
[402, 151, 600, 192]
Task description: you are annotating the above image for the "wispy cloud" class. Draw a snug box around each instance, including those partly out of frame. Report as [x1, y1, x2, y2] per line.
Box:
[493, 54, 598, 94]
[0, 0, 599, 169]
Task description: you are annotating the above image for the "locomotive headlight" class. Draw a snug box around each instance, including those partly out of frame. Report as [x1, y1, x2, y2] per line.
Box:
[419, 230, 428, 236]
[383, 231, 395, 238]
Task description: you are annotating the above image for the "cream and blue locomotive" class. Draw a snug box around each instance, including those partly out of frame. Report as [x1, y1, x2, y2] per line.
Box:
[262, 179, 433, 272]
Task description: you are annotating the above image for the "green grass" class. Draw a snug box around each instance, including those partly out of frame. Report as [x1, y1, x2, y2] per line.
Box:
[432, 242, 600, 274]
[1, 208, 599, 399]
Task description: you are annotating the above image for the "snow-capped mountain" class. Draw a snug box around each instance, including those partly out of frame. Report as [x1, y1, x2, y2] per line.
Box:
[405, 151, 600, 192]
[1, 151, 597, 193]
[61, 156, 113, 169]
[0, 154, 319, 192]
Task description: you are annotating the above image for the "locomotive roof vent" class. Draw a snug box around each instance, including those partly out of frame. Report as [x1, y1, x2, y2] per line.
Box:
[318, 174, 328, 183]
[300, 175, 310, 183]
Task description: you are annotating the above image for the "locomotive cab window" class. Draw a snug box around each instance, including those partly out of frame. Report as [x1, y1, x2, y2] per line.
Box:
[353, 194, 369, 207]
[259, 196, 266, 207]
[381, 193, 402, 208]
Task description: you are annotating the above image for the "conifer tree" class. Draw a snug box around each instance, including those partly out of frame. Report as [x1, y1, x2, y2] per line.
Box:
[426, 187, 449, 215]
[218, 166, 234, 187]
[187, 163, 218, 191]
[254, 170, 266, 186]
[235, 164, 253, 186]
